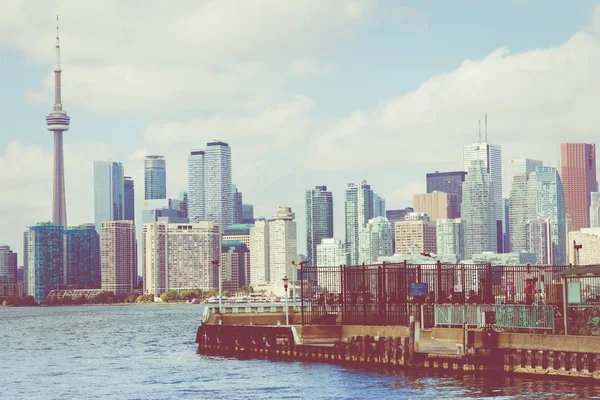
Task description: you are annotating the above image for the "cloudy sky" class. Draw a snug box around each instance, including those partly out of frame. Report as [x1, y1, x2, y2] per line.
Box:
[1, 0, 600, 261]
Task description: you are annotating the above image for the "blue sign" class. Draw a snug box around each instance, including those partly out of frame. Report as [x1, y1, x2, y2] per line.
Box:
[411, 283, 428, 297]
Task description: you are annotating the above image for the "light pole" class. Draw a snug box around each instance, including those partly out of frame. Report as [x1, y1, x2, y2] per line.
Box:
[283, 275, 289, 325]
[211, 259, 222, 313]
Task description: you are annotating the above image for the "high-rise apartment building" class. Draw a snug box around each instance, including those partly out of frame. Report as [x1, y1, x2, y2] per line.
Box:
[413, 191, 459, 222]
[223, 224, 253, 286]
[464, 141, 503, 252]
[386, 207, 414, 254]
[268, 207, 297, 283]
[345, 181, 374, 265]
[221, 241, 249, 291]
[561, 143, 596, 231]
[534, 166, 566, 265]
[64, 224, 101, 288]
[26, 223, 64, 302]
[359, 217, 393, 264]
[188, 150, 205, 223]
[373, 193, 386, 218]
[591, 192, 600, 228]
[436, 219, 464, 259]
[232, 185, 243, 225]
[317, 239, 349, 267]
[249, 219, 269, 285]
[144, 155, 166, 200]
[94, 160, 124, 232]
[242, 204, 254, 224]
[525, 219, 552, 265]
[124, 176, 135, 223]
[462, 160, 497, 258]
[426, 171, 467, 215]
[306, 186, 334, 267]
[395, 213, 436, 255]
[101, 221, 136, 295]
[0, 245, 17, 284]
[205, 141, 233, 229]
[508, 159, 543, 253]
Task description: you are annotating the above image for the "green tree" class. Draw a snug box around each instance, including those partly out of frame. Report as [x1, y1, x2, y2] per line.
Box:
[221, 290, 231, 298]
[160, 290, 180, 303]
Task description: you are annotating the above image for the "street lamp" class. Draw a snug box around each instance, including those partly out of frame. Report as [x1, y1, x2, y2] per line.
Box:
[291, 260, 307, 302]
[211, 259, 222, 313]
[282, 275, 289, 325]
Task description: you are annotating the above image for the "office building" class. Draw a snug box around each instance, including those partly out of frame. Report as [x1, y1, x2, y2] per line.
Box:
[223, 224, 253, 285]
[534, 166, 566, 265]
[268, 207, 297, 283]
[242, 204, 254, 224]
[508, 159, 543, 253]
[316, 238, 347, 290]
[169, 192, 188, 219]
[205, 141, 233, 228]
[426, 171, 467, 215]
[503, 199, 510, 253]
[0, 245, 17, 284]
[591, 192, 600, 228]
[26, 223, 64, 303]
[373, 193, 386, 218]
[64, 224, 101, 288]
[395, 213, 436, 255]
[188, 150, 205, 223]
[561, 143, 597, 231]
[124, 176, 135, 222]
[101, 221, 136, 295]
[568, 228, 600, 265]
[232, 185, 243, 224]
[249, 219, 269, 286]
[464, 141, 503, 251]
[345, 181, 374, 265]
[359, 217, 393, 264]
[525, 219, 552, 265]
[221, 241, 249, 291]
[413, 191, 459, 222]
[386, 207, 414, 254]
[141, 199, 188, 224]
[94, 160, 124, 232]
[305, 185, 334, 267]
[436, 219, 464, 259]
[462, 160, 497, 258]
[145, 155, 166, 200]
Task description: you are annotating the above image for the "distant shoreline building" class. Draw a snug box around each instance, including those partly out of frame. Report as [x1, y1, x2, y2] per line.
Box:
[306, 186, 334, 267]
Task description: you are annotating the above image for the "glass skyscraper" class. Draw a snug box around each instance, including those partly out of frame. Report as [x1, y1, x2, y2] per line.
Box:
[426, 171, 467, 215]
[232, 185, 243, 225]
[94, 160, 124, 232]
[144, 155, 166, 200]
[188, 150, 205, 223]
[345, 181, 374, 266]
[64, 224, 101, 288]
[124, 176, 135, 222]
[534, 166, 566, 265]
[205, 141, 232, 229]
[508, 159, 543, 253]
[0, 245, 17, 284]
[27, 223, 64, 303]
[242, 204, 254, 224]
[305, 186, 334, 266]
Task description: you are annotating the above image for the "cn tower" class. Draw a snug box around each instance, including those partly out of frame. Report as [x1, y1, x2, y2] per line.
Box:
[45, 16, 70, 228]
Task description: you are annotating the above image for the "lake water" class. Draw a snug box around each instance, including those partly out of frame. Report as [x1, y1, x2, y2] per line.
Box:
[1, 305, 599, 399]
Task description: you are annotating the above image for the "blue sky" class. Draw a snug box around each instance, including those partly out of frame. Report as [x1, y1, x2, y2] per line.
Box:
[1, 0, 600, 259]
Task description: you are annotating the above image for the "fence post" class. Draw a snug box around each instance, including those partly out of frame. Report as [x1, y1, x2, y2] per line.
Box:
[362, 263, 367, 325]
[437, 260, 443, 303]
[486, 263, 493, 304]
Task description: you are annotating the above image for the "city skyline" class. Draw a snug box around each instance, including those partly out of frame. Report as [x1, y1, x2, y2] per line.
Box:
[3, 2, 600, 257]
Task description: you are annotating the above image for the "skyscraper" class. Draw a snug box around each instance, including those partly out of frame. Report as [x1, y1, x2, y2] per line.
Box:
[64, 224, 100, 288]
[249, 219, 269, 286]
[561, 143, 597, 231]
[373, 193, 386, 218]
[46, 17, 70, 228]
[101, 221, 136, 295]
[591, 192, 600, 228]
[0, 245, 18, 284]
[221, 241, 249, 291]
[508, 159, 543, 253]
[464, 141, 503, 252]
[205, 141, 233, 228]
[188, 150, 205, 223]
[268, 207, 297, 283]
[525, 219, 551, 265]
[386, 207, 414, 254]
[426, 171, 467, 215]
[232, 185, 243, 225]
[436, 219, 465, 259]
[27, 223, 64, 302]
[305, 186, 334, 266]
[395, 213, 436, 255]
[359, 217, 393, 264]
[124, 176, 135, 222]
[94, 160, 124, 232]
[345, 181, 374, 265]
[534, 166, 566, 265]
[462, 160, 497, 258]
[144, 155, 166, 200]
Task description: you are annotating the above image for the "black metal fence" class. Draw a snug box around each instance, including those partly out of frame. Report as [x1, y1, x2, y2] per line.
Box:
[300, 262, 567, 326]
